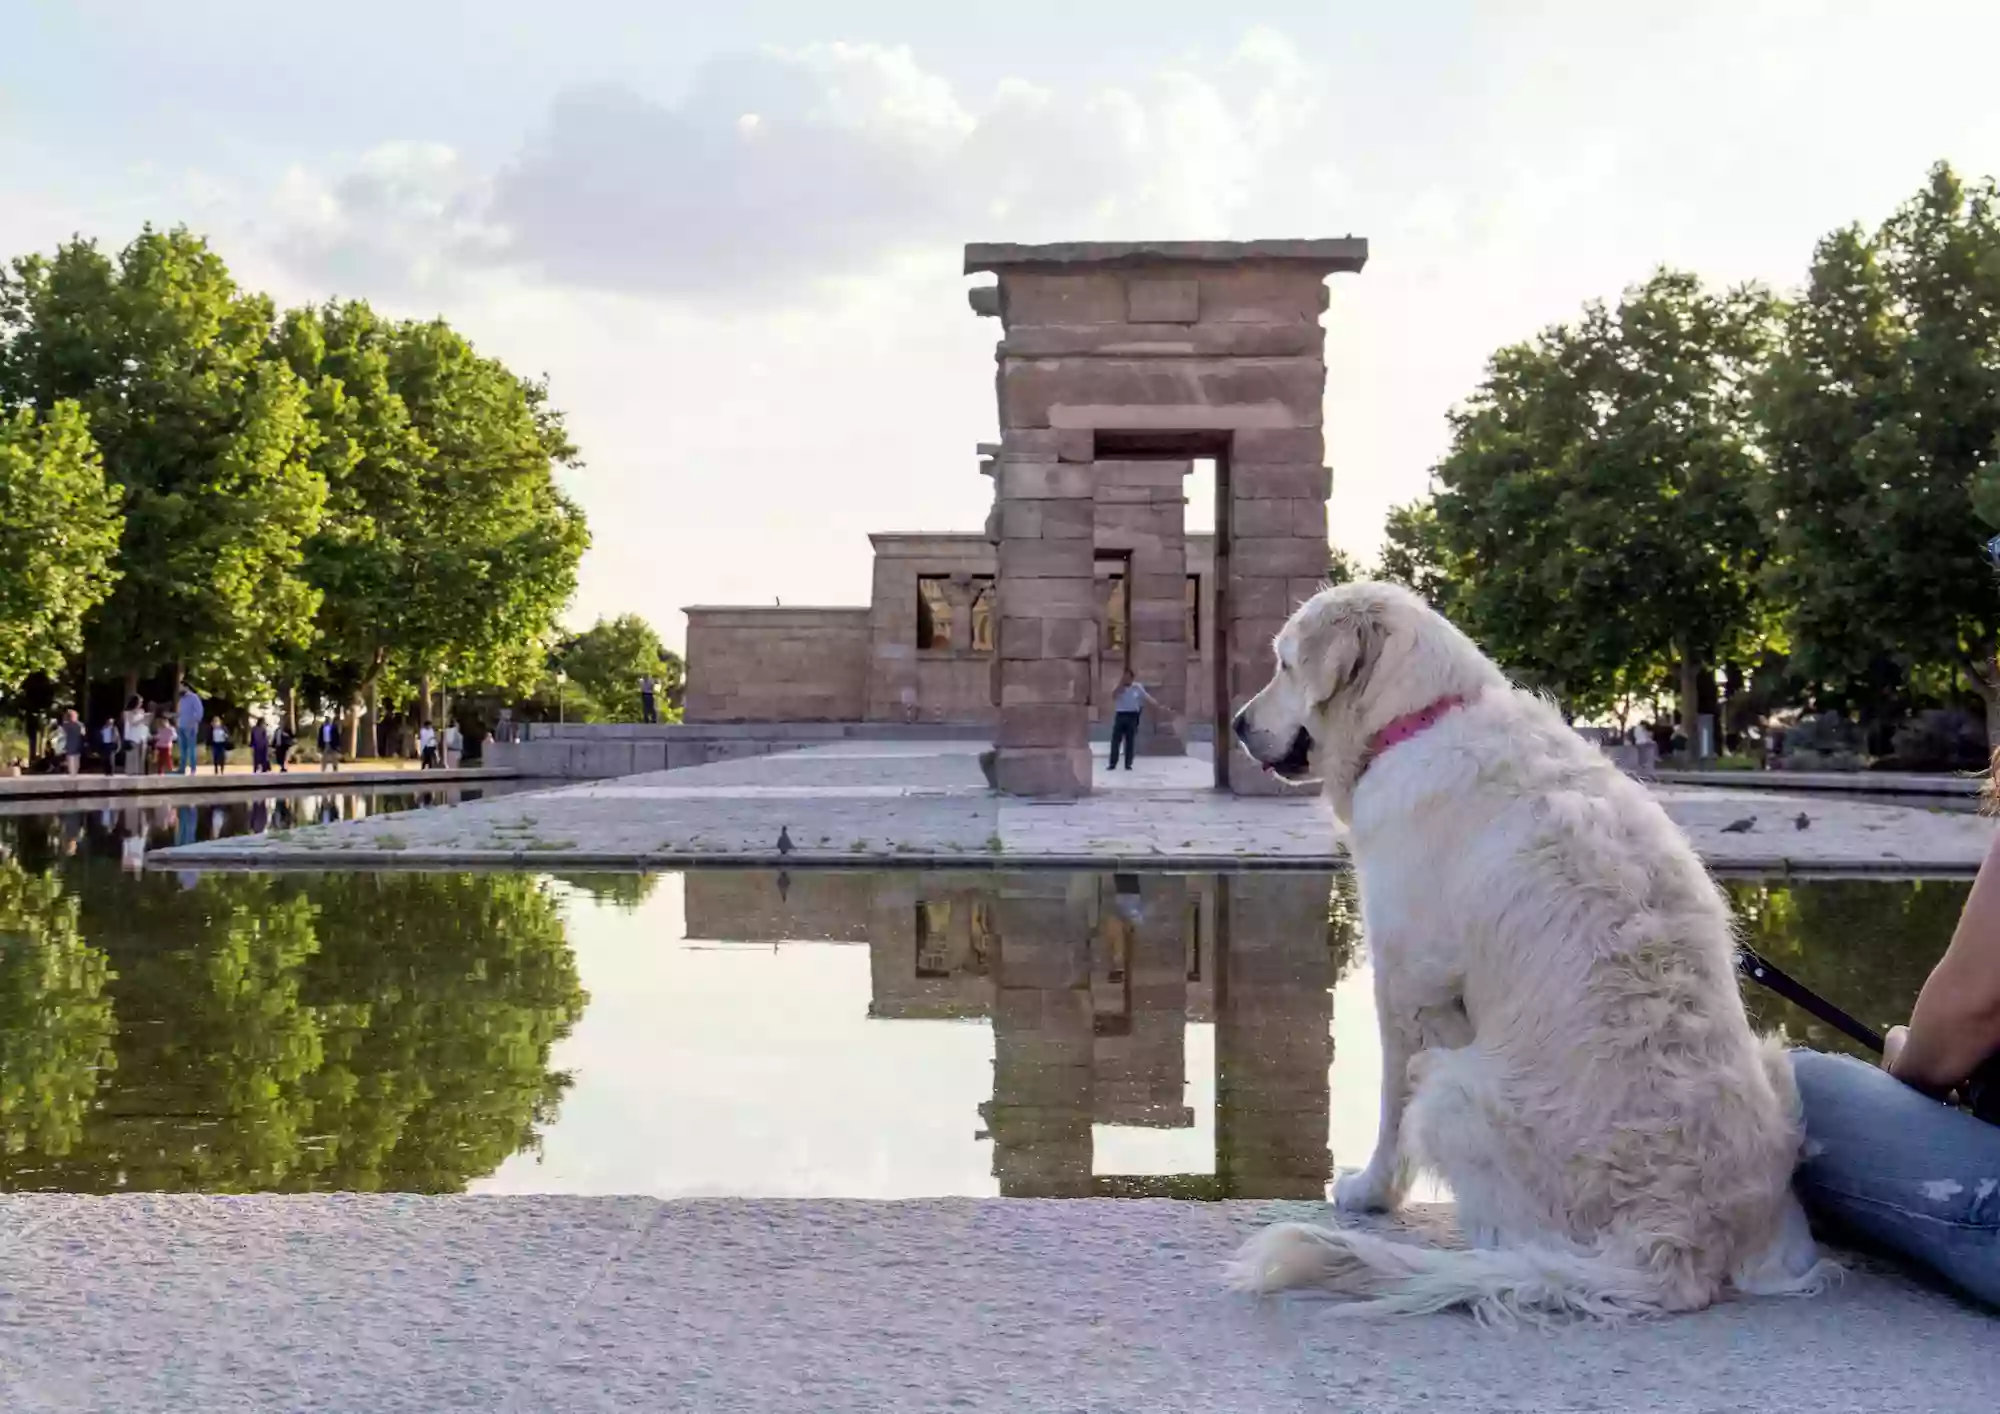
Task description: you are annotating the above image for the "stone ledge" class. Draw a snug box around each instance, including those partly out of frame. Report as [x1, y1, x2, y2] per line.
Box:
[965, 238, 1369, 272]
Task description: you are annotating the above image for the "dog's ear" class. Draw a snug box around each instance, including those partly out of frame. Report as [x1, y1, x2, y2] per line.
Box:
[1295, 603, 1384, 708]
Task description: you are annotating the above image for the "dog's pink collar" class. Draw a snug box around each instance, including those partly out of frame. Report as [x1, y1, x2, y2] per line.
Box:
[1362, 694, 1471, 772]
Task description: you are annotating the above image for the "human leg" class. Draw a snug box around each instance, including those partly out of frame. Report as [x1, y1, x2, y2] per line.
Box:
[1790, 1048, 2000, 1307]
[1110, 712, 1138, 770]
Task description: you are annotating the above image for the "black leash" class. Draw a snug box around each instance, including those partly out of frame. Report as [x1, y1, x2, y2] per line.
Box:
[1739, 944, 2000, 1123]
[1737, 946, 1884, 1054]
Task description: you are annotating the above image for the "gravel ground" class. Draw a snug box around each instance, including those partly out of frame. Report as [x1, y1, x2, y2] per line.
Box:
[1, 1195, 1993, 1414]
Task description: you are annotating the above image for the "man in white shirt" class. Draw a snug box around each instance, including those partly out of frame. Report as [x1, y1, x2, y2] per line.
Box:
[1108, 669, 1166, 771]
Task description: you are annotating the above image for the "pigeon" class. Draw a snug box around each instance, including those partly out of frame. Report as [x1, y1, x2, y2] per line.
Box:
[1795, 812, 1811, 831]
[1721, 817, 1756, 834]
[777, 825, 794, 855]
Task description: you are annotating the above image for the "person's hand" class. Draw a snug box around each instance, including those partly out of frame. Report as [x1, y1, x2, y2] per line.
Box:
[1883, 1024, 1909, 1074]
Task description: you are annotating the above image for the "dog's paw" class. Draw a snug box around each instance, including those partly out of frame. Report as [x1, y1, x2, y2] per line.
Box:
[1332, 1166, 1396, 1213]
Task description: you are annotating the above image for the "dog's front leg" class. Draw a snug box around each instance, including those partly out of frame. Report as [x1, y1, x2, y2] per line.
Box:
[1332, 954, 1440, 1214]
[1334, 1013, 1417, 1213]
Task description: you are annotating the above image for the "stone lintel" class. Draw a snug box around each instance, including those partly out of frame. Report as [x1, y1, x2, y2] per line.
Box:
[965, 239, 1369, 275]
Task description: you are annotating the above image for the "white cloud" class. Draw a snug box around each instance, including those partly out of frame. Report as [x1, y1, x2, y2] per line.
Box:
[269, 34, 1348, 303]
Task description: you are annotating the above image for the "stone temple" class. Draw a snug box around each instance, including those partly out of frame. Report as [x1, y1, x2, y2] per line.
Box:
[685, 239, 1367, 797]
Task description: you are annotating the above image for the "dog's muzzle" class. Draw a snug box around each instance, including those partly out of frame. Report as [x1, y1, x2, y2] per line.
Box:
[1235, 712, 1315, 781]
[1267, 728, 1314, 782]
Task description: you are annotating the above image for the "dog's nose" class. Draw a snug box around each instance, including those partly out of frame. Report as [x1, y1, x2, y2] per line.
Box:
[1231, 710, 1250, 743]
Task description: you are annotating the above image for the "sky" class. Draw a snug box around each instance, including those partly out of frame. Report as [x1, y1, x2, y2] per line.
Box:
[6, 0, 2000, 649]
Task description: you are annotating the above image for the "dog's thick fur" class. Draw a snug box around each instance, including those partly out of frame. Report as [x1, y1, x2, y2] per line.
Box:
[1227, 582, 1832, 1322]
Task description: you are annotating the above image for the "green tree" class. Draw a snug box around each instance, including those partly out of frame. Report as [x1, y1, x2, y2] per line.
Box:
[1325, 546, 1362, 589]
[0, 402, 122, 692]
[1759, 164, 2000, 742]
[270, 300, 429, 728]
[1428, 269, 1772, 723]
[388, 321, 590, 719]
[1375, 499, 1458, 611]
[0, 861, 116, 1159]
[556, 614, 683, 723]
[0, 228, 327, 697]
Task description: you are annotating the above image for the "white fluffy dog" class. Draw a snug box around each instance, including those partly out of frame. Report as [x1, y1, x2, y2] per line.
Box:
[1226, 581, 1831, 1321]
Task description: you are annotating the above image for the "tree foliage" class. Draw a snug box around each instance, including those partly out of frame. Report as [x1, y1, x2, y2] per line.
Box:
[1420, 269, 1771, 718]
[555, 614, 683, 723]
[0, 402, 123, 691]
[389, 322, 589, 698]
[1375, 500, 1457, 612]
[0, 226, 593, 715]
[0, 228, 325, 694]
[1759, 163, 2000, 739]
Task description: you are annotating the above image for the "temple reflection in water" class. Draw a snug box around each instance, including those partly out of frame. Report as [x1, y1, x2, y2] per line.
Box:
[685, 870, 1345, 1199]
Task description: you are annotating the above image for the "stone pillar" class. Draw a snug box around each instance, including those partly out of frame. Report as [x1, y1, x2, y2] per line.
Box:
[984, 872, 1095, 1196]
[992, 445, 1097, 797]
[1215, 872, 1334, 1198]
[1226, 429, 1335, 796]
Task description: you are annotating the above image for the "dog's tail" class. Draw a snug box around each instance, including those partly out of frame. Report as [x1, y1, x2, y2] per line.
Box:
[1224, 1222, 1733, 1326]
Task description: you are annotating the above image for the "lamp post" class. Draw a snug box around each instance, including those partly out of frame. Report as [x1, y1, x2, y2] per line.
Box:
[556, 669, 567, 724]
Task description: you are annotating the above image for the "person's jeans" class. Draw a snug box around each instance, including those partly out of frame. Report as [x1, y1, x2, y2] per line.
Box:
[1790, 1048, 2000, 1307]
[177, 725, 198, 774]
[1109, 711, 1141, 770]
[642, 696, 658, 724]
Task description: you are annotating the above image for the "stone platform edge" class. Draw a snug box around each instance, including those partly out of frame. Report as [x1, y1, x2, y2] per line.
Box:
[1648, 768, 1983, 796]
[141, 847, 1978, 879]
[0, 765, 517, 801]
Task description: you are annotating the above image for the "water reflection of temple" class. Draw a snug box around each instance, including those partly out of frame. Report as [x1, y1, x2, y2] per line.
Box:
[684, 870, 1336, 1198]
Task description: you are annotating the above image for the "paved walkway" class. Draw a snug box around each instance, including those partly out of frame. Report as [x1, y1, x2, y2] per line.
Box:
[1652, 767, 1983, 797]
[0, 1195, 1991, 1413]
[144, 741, 1998, 873]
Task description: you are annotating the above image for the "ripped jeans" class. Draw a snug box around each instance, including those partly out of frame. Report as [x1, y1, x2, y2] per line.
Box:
[1790, 1048, 2000, 1307]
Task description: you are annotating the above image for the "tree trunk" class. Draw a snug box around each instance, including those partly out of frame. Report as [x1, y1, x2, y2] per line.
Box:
[365, 680, 381, 759]
[282, 683, 297, 736]
[419, 674, 434, 728]
[121, 667, 139, 710]
[1676, 636, 1703, 763]
[438, 686, 451, 731]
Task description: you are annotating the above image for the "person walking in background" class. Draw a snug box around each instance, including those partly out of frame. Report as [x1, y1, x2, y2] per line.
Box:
[122, 696, 150, 775]
[318, 717, 340, 771]
[444, 719, 463, 769]
[273, 721, 292, 773]
[97, 718, 118, 776]
[250, 718, 271, 773]
[151, 715, 174, 775]
[58, 710, 84, 776]
[639, 673, 658, 724]
[1107, 668, 1166, 772]
[208, 717, 229, 774]
[418, 720, 439, 769]
[175, 682, 203, 775]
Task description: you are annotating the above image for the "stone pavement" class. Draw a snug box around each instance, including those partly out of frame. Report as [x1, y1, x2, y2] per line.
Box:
[146, 741, 1999, 874]
[1, 1194, 1993, 1413]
